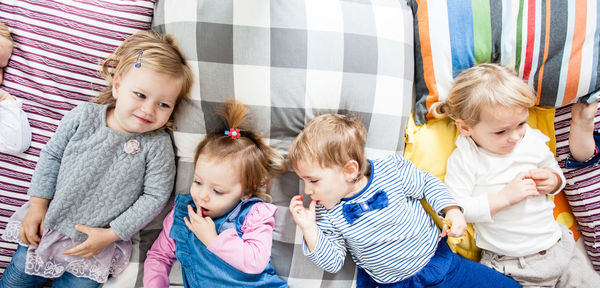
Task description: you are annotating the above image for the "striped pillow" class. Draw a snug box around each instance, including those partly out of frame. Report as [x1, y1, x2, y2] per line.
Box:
[0, 0, 154, 276]
[411, 0, 600, 125]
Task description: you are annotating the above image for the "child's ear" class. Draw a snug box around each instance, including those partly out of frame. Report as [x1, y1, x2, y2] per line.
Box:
[342, 160, 360, 181]
[455, 119, 472, 137]
[112, 75, 121, 100]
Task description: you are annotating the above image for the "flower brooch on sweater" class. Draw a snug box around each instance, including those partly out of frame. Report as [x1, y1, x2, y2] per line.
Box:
[124, 139, 140, 155]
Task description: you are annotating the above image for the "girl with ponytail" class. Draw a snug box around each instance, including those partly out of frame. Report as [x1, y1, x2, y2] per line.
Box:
[144, 99, 288, 287]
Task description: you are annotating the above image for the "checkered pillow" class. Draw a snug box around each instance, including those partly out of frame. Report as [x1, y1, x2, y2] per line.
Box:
[0, 0, 155, 280]
[411, 0, 600, 125]
[145, 0, 414, 287]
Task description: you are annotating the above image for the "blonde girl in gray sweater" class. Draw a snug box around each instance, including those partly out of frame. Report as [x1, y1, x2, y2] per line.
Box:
[0, 30, 193, 287]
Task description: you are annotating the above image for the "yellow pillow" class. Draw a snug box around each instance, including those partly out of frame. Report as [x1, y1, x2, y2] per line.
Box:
[404, 106, 577, 261]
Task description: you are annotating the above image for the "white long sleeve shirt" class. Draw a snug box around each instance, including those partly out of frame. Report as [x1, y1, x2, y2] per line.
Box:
[0, 98, 31, 154]
[445, 125, 566, 257]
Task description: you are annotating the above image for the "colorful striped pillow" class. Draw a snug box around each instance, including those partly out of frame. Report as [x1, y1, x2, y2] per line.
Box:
[411, 0, 600, 125]
[0, 0, 155, 277]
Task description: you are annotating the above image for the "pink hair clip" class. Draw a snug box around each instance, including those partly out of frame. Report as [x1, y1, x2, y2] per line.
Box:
[225, 128, 241, 139]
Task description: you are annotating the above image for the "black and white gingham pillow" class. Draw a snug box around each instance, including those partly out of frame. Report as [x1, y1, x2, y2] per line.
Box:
[127, 1, 414, 287]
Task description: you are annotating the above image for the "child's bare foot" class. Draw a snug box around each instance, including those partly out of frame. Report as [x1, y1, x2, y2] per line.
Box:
[569, 101, 599, 162]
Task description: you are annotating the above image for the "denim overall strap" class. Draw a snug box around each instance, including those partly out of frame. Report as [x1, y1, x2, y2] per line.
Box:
[170, 194, 287, 288]
[218, 197, 262, 236]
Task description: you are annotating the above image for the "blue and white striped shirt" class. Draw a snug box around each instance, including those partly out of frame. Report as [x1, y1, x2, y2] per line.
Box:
[303, 155, 459, 284]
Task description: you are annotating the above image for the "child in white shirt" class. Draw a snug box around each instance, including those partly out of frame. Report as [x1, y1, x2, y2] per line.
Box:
[0, 22, 31, 154]
[435, 63, 600, 287]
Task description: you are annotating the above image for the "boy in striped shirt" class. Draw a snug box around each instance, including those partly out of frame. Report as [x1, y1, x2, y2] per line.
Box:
[288, 113, 520, 287]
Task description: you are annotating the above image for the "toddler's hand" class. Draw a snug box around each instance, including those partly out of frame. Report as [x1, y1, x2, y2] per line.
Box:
[501, 172, 539, 206]
[571, 101, 599, 123]
[441, 207, 466, 238]
[529, 168, 560, 195]
[0, 89, 15, 101]
[289, 195, 317, 232]
[19, 204, 47, 247]
[184, 205, 217, 246]
[63, 225, 120, 259]
[289, 195, 320, 252]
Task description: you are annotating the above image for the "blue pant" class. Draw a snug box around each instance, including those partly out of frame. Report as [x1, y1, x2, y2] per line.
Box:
[0, 245, 99, 288]
[356, 238, 521, 288]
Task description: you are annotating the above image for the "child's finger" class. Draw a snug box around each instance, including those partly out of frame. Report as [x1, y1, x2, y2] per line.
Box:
[187, 205, 203, 221]
[440, 227, 448, 238]
[24, 227, 40, 247]
[184, 217, 193, 230]
[18, 228, 30, 246]
[203, 216, 214, 226]
[516, 171, 531, 180]
[308, 200, 317, 213]
[74, 224, 91, 235]
[529, 168, 551, 180]
[63, 242, 87, 256]
[289, 197, 300, 207]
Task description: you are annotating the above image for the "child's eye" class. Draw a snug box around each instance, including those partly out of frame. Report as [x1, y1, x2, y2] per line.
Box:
[213, 189, 223, 195]
[309, 179, 319, 183]
[193, 180, 202, 186]
[159, 102, 171, 108]
[135, 92, 146, 99]
[494, 130, 505, 135]
[518, 121, 526, 126]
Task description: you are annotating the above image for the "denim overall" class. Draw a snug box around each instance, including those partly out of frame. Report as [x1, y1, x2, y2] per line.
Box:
[170, 194, 288, 288]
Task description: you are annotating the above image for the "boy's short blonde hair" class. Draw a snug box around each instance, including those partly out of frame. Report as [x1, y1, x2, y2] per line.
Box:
[289, 114, 368, 175]
[432, 63, 536, 126]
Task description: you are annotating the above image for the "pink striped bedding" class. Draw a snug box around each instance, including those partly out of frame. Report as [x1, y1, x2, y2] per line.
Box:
[555, 103, 600, 271]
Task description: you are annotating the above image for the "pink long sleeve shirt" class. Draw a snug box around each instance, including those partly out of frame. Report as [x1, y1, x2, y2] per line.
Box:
[143, 203, 277, 287]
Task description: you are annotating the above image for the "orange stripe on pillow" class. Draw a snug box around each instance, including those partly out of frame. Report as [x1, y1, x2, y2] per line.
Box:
[416, 0, 439, 119]
[563, 0, 586, 105]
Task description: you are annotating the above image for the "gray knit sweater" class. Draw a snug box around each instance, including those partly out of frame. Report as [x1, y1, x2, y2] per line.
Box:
[28, 103, 175, 241]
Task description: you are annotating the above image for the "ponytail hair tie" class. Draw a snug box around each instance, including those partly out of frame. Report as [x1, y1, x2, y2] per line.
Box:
[225, 128, 241, 139]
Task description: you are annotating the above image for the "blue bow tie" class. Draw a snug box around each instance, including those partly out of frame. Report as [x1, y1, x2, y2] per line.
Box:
[342, 190, 388, 224]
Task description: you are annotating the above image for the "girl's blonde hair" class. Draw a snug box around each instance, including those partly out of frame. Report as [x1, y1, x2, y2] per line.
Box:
[288, 114, 368, 176]
[431, 63, 536, 126]
[194, 99, 286, 202]
[92, 30, 194, 129]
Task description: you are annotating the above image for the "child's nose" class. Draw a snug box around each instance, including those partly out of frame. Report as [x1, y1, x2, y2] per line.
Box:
[141, 101, 155, 115]
[508, 130, 521, 143]
[303, 186, 312, 196]
[198, 189, 209, 201]
[192, 187, 209, 203]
